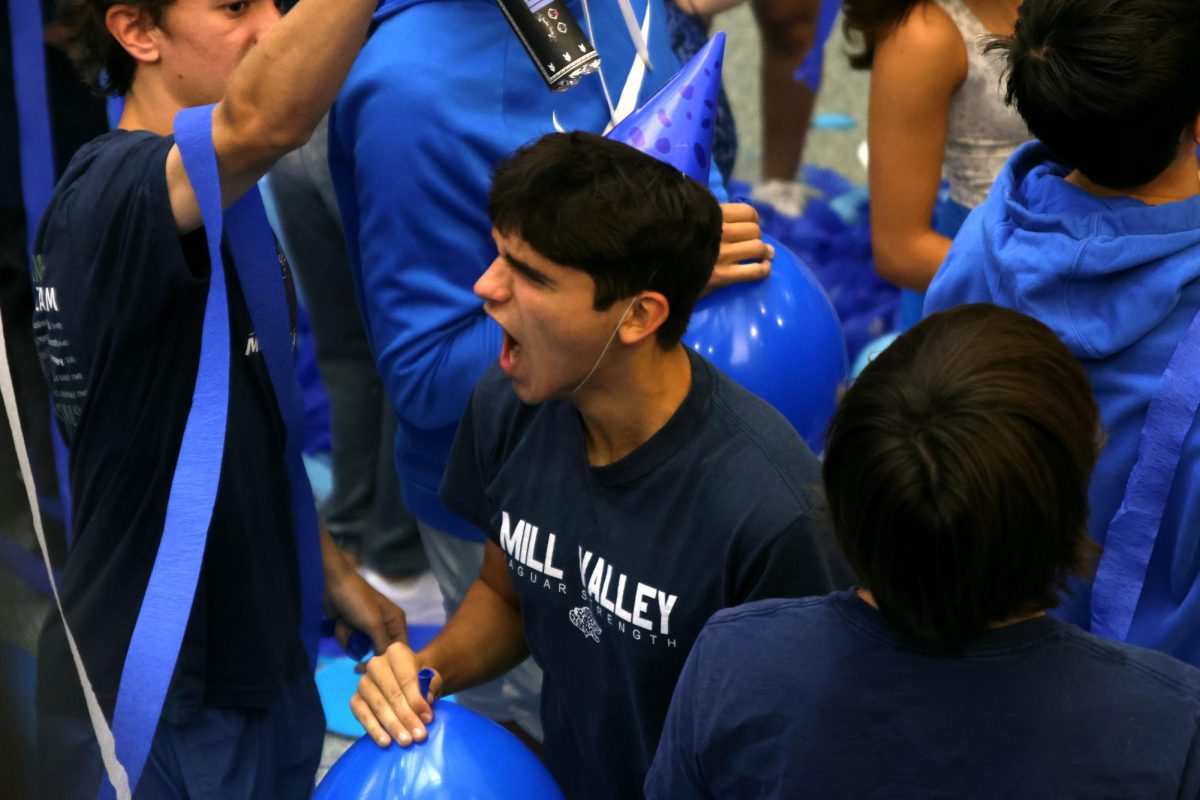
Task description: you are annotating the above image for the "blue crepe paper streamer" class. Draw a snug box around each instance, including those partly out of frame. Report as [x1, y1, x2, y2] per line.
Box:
[223, 189, 323, 668]
[9, 0, 73, 533]
[104, 104, 325, 798]
[1091, 308, 1200, 642]
[102, 105, 232, 800]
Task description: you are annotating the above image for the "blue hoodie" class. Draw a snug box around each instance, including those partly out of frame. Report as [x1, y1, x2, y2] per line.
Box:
[329, 0, 723, 540]
[926, 141, 1200, 665]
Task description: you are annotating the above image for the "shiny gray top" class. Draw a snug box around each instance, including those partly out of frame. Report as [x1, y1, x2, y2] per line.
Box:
[935, 0, 1032, 208]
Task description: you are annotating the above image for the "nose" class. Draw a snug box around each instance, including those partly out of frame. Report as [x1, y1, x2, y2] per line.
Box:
[251, 0, 283, 42]
[474, 256, 512, 305]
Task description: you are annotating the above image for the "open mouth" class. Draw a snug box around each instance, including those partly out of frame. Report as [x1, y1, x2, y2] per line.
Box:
[500, 328, 522, 375]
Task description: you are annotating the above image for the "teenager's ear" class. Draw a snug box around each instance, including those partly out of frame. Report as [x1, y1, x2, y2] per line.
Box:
[106, 4, 161, 67]
[618, 291, 671, 347]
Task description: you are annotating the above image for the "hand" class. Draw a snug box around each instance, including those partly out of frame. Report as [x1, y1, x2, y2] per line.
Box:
[324, 565, 409, 657]
[705, 203, 774, 295]
[351, 643, 445, 747]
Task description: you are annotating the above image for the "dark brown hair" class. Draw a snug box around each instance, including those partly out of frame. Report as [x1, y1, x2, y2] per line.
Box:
[488, 131, 721, 348]
[55, 0, 175, 95]
[842, 0, 924, 69]
[823, 304, 1101, 645]
[987, 0, 1200, 189]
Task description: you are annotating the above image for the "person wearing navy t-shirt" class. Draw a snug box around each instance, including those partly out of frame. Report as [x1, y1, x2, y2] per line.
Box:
[34, 0, 407, 796]
[349, 131, 851, 799]
[646, 304, 1200, 799]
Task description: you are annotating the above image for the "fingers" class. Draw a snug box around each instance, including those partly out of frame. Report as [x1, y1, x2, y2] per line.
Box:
[704, 260, 773, 295]
[350, 643, 435, 749]
[717, 238, 774, 266]
[721, 220, 762, 244]
[720, 202, 760, 225]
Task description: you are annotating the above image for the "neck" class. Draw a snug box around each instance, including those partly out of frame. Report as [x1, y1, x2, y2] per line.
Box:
[574, 344, 692, 467]
[856, 588, 1046, 630]
[118, 74, 187, 135]
[1065, 145, 1200, 206]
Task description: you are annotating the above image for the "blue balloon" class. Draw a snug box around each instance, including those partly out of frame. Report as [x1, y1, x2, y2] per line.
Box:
[314, 696, 564, 800]
[686, 235, 848, 451]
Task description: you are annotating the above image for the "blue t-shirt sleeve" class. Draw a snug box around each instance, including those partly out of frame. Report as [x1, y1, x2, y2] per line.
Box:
[37, 133, 196, 349]
[643, 625, 716, 798]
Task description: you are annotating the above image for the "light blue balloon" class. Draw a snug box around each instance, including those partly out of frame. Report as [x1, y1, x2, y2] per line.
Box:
[686, 235, 848, 451]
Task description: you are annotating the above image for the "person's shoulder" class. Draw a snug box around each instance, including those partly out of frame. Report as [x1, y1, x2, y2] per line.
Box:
[691, 596, 849, 669]
[1057, 624, 1200, 706]
[700, 357, 823, 504]
[57, 130, 170, 198]
[875, 1, 968, 83]
[892, 2, 967, 54]
[706, 595, 836, 632]
[357, 1, 505, 89]
[39, 130, 173, 252]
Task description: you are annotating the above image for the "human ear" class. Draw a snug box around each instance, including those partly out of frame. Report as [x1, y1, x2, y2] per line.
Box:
[618, 291, 670, 346]
[106, 5, 161, 66]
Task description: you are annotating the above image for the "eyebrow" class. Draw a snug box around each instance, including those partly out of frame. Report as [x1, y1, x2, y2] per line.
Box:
[504, 251, 554, 286]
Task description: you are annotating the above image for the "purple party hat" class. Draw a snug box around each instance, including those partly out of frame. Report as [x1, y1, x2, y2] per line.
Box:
[606, 32, 725, 183]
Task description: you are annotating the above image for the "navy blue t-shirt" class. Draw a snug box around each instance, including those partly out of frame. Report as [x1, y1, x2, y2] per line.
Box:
[646, 590, 1200, 799]
[441, 349, 851, 799]
[32, 130, 307, 720]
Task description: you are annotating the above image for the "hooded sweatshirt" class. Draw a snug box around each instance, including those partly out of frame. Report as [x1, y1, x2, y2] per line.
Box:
[329, 0, 724, 540]
[925, 141, 1200, 665]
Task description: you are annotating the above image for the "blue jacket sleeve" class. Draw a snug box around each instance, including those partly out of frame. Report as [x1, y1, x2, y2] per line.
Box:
[328, 52, 507, 434]
[923, 208, 995, 317]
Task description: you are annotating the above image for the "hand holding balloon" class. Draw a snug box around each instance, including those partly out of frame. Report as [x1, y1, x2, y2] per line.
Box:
[350, 642, 442, 747]
[705, 202, 775, 295]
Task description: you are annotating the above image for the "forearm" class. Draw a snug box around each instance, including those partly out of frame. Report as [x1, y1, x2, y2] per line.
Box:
[418, 577, 529, 696]
[320, 522, 354, 585]
[217, 0, 375, 169]
[873, 229, 953, 292]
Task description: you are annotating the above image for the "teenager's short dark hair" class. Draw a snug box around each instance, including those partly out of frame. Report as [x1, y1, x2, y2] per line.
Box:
[823, 304, 1100, 646]
[988, 0, 1200, 189]
[56, 0, 175, 95]
[488, 131, 722, 347]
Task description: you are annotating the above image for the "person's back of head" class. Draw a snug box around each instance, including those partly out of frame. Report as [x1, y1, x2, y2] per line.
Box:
[488, 131, 722, 348]
[990, 0, 1200, 190]
[823, 304, 1100, 646]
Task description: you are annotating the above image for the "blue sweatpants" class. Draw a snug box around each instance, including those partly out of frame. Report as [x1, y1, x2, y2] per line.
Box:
[36, 670, 324, 799]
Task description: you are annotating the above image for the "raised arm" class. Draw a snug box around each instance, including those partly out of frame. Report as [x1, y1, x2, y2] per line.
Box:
[866, 3, 965, 292]
[164, 0, 376, 232]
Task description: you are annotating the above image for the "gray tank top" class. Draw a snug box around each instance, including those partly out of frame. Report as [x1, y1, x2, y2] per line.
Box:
[933, 0, 1031, 208]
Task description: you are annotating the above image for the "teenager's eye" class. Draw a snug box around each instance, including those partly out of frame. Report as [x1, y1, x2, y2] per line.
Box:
[224, 1, 248, 12]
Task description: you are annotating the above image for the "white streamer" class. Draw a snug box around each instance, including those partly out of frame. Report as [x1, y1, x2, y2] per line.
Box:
[0, 304, 131, 798]
[615, 0, 653, 72]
